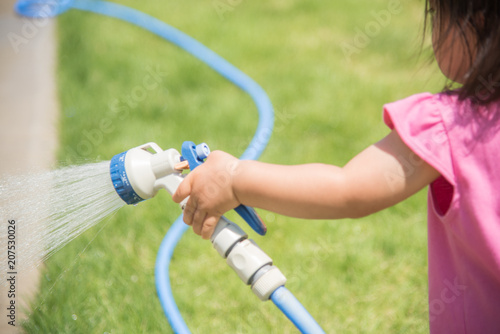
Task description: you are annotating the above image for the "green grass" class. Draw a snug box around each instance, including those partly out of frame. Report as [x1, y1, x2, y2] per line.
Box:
[23, 0, 444, 333]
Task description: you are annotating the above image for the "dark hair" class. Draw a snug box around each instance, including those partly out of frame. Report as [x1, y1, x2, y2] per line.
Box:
[425, 0, 500, 104]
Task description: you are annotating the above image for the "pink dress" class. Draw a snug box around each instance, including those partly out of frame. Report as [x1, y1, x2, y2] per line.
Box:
[383, 93, 500, 333]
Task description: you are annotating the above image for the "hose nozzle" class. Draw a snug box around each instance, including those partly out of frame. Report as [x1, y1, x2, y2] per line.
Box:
[110, 142, 183, 205]
[109, 141, 267, 236]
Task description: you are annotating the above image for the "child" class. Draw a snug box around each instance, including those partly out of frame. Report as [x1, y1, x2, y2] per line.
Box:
[173, 1, 500, 332]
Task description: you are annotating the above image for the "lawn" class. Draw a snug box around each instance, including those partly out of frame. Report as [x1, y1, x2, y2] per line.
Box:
[23, 0, 443, 333]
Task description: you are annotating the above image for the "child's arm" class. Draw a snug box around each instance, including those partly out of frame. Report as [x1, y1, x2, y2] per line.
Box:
[172, 130, 440, 239]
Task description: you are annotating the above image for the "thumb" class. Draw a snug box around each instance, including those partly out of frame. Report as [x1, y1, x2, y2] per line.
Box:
[172, 175, 192, 203]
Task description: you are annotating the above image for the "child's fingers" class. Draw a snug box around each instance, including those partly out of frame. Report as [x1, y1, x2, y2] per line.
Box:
[201, 215, 220, 240]
[172, 173, 192, 203]
[191, 209, 207, 236]
[182, 198, 196, 226]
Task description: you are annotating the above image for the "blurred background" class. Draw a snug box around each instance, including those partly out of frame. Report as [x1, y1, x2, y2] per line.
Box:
[1, 0, 444, 333]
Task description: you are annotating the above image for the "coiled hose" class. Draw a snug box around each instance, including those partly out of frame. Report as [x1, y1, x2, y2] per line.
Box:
[15, 1, 325, 333]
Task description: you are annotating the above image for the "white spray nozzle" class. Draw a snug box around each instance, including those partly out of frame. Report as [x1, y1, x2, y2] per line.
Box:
[110, 142, 184, 204]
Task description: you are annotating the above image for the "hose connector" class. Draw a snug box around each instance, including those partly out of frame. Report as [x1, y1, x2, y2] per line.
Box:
[211, 218, 286, 301]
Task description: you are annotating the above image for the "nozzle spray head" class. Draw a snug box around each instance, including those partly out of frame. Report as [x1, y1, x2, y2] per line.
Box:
[110, 142, 182, 205]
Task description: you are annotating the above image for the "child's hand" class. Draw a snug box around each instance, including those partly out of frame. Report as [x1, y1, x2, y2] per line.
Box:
[172, 150, 241, 239]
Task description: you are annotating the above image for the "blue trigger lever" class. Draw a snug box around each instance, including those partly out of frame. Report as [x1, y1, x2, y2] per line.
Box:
[181, 141, 267, 236]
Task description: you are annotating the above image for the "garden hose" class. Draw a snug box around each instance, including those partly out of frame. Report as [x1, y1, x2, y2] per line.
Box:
[15, 1, 325, 333]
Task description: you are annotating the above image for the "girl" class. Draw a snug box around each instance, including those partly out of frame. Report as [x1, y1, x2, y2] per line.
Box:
[173, 1, 500, 332]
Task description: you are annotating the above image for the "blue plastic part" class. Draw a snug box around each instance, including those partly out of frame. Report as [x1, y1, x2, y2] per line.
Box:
[181, 141, 267, 236]
[271, 286, 326, 334]
[110, 151, 144, 205]
[195, 143, 210, 160]
[234, 205, 267, 235]
[181, 141, 204, 171]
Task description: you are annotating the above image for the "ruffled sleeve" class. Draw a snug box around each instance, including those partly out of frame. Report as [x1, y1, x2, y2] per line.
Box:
[383, 93, 455, 186]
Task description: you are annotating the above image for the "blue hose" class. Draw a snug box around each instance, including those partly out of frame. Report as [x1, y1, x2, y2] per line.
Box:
[271, 287, 325, 334]
[15, 1, 324, 333]
[69, 0, 274, 161]
[155, 218, 190, 333]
